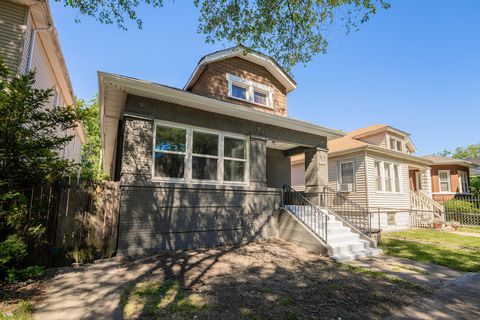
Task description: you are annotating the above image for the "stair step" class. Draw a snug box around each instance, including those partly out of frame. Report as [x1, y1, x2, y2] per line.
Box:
[332, 248, 383, 262]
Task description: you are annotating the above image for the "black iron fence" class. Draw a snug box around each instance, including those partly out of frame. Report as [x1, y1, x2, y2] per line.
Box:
[282, 185, 329, 243]
[319, 186, 372, 236]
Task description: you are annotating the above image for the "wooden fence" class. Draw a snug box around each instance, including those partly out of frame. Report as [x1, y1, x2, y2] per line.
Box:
[26, 180, 120, 266]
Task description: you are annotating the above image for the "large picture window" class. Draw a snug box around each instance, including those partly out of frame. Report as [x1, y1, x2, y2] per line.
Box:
[153, 122, 248, 184]
[374, 160, 402, 193]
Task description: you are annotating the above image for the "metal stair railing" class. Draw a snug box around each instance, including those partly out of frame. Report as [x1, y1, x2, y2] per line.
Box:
[282, 185, 329, 243]
[319, 186, 372, 237]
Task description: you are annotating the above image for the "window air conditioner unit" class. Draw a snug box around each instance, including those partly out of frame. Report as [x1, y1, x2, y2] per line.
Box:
[340, 184, 353, 193]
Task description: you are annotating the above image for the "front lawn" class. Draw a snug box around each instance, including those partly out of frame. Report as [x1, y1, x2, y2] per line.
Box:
[383, 228, 480, 249]
[458, 226, 480, 234]
[380, 238, 480, 272]
[121, 240, 427, 320]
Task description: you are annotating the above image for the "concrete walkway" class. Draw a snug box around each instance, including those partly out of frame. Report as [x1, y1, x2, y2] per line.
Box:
[347, 255, 480, 319]
[33, 259, 159, 320]
[346, 255, 463, 288]
[388, 272, 480, 319]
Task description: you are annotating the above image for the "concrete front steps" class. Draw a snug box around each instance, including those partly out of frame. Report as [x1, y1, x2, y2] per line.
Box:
[282, 205, 382, 262]
[325, 211, 382, 262]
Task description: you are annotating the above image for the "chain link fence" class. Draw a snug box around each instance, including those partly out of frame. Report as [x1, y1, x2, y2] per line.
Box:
[374, 207, 480, 252]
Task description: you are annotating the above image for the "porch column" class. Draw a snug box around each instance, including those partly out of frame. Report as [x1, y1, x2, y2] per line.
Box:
[249, 136, 267, 189]
[420, 168, 432, 198]
[304, 147, 328, 205]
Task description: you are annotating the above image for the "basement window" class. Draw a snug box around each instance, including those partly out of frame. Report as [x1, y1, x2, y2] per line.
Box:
[227, 73, 273, 108]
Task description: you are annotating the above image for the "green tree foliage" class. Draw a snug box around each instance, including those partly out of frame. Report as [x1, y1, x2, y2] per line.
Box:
[56, 0, 390, 69]
[78, 96, 103, 180]
[437, 144, 480, 159]
[0, 58, 81, 274]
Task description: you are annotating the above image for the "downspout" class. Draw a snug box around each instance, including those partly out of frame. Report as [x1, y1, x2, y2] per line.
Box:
[26, 26, 53, 72]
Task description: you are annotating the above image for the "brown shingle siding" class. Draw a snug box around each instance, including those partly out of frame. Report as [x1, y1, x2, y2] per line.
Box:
[188, 57, 288, 115]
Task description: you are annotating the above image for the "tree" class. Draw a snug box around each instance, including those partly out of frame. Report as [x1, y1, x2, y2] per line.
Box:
[0, 58, 81, 272]
[56, 0, 390, 69]
[78, 96, 103, 180]
[436, 144, 480, 159]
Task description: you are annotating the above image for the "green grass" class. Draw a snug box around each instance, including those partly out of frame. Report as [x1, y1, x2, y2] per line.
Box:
[380, 238, 480, 272]
[384, 229, 480, 249]
[0, 301, 33, 320]
[338, 263, 427, 291]
[458, 226, 480, 234]
[122, 279, 210, 319]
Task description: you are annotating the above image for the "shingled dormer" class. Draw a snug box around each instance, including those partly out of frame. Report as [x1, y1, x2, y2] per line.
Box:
[184, 46, 296, 116]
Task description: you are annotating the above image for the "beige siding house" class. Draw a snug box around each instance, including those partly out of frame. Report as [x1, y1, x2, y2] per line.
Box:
[291, 125, 441, 229]
[0, 0, 86, 163]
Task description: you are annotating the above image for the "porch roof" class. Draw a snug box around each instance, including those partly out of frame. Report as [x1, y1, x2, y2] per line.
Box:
[328, 137, 433, 167]
[99, 72, 344, 176]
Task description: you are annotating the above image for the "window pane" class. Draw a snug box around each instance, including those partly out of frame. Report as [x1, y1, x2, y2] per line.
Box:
[375, 162, 382, 191]
[390, 139, 396, 150]
[224, 137, 246, 159]
[341, 162, 354, 184]
[155, 126, 186, 152]
[224, 160, 245, 182]
[396, 141, 402, 151]
[254, 91, 267, 105]
[231, 85, 246, 100]
[384, 163, 392, 192]
[440, 182, 449, 192]
[394, 165, 400, 192]
[193, 131, 218, 156]
[154, 153, 185, 178]
[192, 157, 217, 180]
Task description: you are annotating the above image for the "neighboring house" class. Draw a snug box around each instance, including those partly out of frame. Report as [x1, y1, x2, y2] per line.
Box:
[467, 158, 480, 177]
[292, 125, 441, 229]
[0, 0, 86, 162]
[99, 45, 355, 256]
[421, 156, 476, 202]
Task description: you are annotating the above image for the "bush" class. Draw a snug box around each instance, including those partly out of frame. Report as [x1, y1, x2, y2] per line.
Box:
[444, 199, 480, 214]
[0, 235, 27, 267]
[6, 266, 45, 283]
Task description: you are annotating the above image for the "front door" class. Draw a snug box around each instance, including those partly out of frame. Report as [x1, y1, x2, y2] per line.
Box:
[415, 171, 422, 191]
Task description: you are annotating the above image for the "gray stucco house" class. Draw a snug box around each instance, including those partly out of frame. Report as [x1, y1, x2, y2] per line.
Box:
[99, 46, 380, 260]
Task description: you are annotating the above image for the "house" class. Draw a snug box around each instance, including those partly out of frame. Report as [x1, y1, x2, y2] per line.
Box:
[292, 125, 443, 229]
[466, 158, 480, 177]
[421, 156, 476, 202]
[0, 0, 86, 162]
[99, 45, 382, 261]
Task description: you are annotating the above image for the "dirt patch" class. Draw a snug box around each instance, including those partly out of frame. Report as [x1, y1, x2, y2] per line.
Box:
[120, 240, 428, 319]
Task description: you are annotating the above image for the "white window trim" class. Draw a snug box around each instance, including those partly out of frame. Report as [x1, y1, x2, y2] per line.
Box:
[152, 120, 250, 186]
[438, 170, 451, 193]
[339, 161, 355, 190]
[387, 135, 404, 153]
[458, 170, 470, 194]
[374, 159, 403, 194]
[226, 73, 274, 108]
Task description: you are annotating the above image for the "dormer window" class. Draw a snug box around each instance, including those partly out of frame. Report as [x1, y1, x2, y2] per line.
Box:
[389, 137, 403, 152]
[227, 74, 273, 108]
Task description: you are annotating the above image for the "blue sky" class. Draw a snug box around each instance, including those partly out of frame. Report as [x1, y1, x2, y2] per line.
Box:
[51, 0, 480, 155]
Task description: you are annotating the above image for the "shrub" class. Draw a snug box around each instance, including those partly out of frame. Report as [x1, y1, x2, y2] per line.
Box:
[6, 266, 45, 283]
[443, 199, 480, 214]
[0, 235, 27, 267]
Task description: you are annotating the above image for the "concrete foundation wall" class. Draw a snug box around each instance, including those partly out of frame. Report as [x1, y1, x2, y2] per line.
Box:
[278, 210, 328, 255]
[118, 185, 281, 255]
